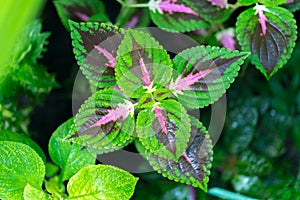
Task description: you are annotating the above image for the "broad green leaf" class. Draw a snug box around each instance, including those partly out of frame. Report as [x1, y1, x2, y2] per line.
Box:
[69, 21, 124, 88]
[49, 118, 96, 182]
[136, 99, 191, 161]
[45, 162, 60, 177]
[54, 0, 109, 30]
[183, 0, 231, 23]
[67, 165, 138, 200]
[0, 130, 46, 163]
[71, 88, 135, 154]
[0, 141, 45, 200]
[24, 184, 50, 200]
[115, 29, 173, 98]
[236, 6, 297, 79]
[149, 0, 209, 32]
[136, 117, 213, 192]
[170, 45, 249, 109]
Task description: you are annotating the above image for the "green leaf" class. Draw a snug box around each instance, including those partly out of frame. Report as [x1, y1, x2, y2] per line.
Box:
[137, 99, 191, 160]
[69, 21, 124, 88]
[45, 162, 60, 177]
[171, 45, 249, 109]
[54, 0, 109, 30]
[0, 130, 46, 163]
[136, 117, 213, 192]
[236, 6, 297, 79]
[49, 118, 96, 182]
[238, 0, 257, 6]
[283, 0, 300, 12]
[71, 88, 135, 154]
[258, 0, 286, 6]
[0, 141, 45, 200]
[24, 184, 50, 200]
[45, 176, 66, 199]
[115, 28, 173, 98]
[149, 0, 209, 32]
[183, 0, 231, 23]
[67, 164, 138, 200]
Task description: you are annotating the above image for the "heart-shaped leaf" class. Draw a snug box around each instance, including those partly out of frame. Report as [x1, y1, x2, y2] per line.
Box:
[71, 88, 135, 154]
[136, 117, 213, 192]
[69, 21, 124, 88]
[115, 29, 173, 98]
[136, 99, 191, 161]
[49, 118, 96, 182]
[0, 141, 45, 200]
[183, 0, 231, 23]
[54, 0, 109, 30]
[170, 45, 249, 109]
[67, 165, 138, 200]
[236, 5, 297, 79]
[148, 0, 210, 32]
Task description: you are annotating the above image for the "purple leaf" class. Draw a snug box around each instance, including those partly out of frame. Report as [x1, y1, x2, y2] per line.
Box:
[137, 117, 213, 191]
[149, 0, 198, 16]
[70, 21, 124, 87]
[71, 89, 135, 154]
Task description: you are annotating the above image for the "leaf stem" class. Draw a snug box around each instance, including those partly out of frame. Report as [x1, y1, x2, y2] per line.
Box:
[189, 185, 196, 200]
[124, 3, 149, 8]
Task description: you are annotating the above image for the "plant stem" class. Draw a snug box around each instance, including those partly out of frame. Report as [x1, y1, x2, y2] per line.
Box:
[124, 3, 149, 8]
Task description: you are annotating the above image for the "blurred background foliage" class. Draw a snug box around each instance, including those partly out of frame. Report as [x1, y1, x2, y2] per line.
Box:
[0, 0, 299, 199]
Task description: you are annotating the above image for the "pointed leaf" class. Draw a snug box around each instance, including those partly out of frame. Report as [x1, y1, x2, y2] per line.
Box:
[49, 118, 96, 182]
[54, 0, 109, 30]
[236, 6, 297, 79]
[170, 45, 249, 109]
[115, 29, 173, 97]
[183, 0, 231, 23]
[136, 117, 213, 192]
[149, 0, 209, 32]
[136, 99, 191, 160]
[71, 88, 135, 154]
[0, 141, 45, 200]
[67, 165, 138, 199]
[69, 21, 124, 87]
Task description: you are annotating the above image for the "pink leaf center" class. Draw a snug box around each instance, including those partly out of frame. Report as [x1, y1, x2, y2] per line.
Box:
[182, 151, 192, 164]
[170, 69, 212, 92]
[149, 0, 198, 16]
[125, 16, 139, 29]
[94, 45, 116, 68]
[216, 28, 236, 50]
[90, 102, 134, 128]
[153, 106, 168, 134]
[74, 11, 90, 21]
[139, 57, 152, 87]
[254, 5, 269, 36]
[207, 0, 228, 9]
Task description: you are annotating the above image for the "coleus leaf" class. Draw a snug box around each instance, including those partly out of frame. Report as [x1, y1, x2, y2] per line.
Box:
[69, 21, 124, 88]
[183, 0, 231, 23]
[115, 29, 173, 98]
[70, 88, 135, 154]
[169, 45, 249, 109]
[136, 99, 191, 161]
[236, 5, 297, 79]
[135, 116, 213, 192]
[148, 0, 210, 32]
[54, 0, 109, 30]
[115, 7, 151, 29]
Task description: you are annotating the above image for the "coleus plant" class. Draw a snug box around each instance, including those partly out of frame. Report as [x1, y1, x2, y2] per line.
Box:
[68, 20, 249, 191]
[54, 0, 298, 79]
